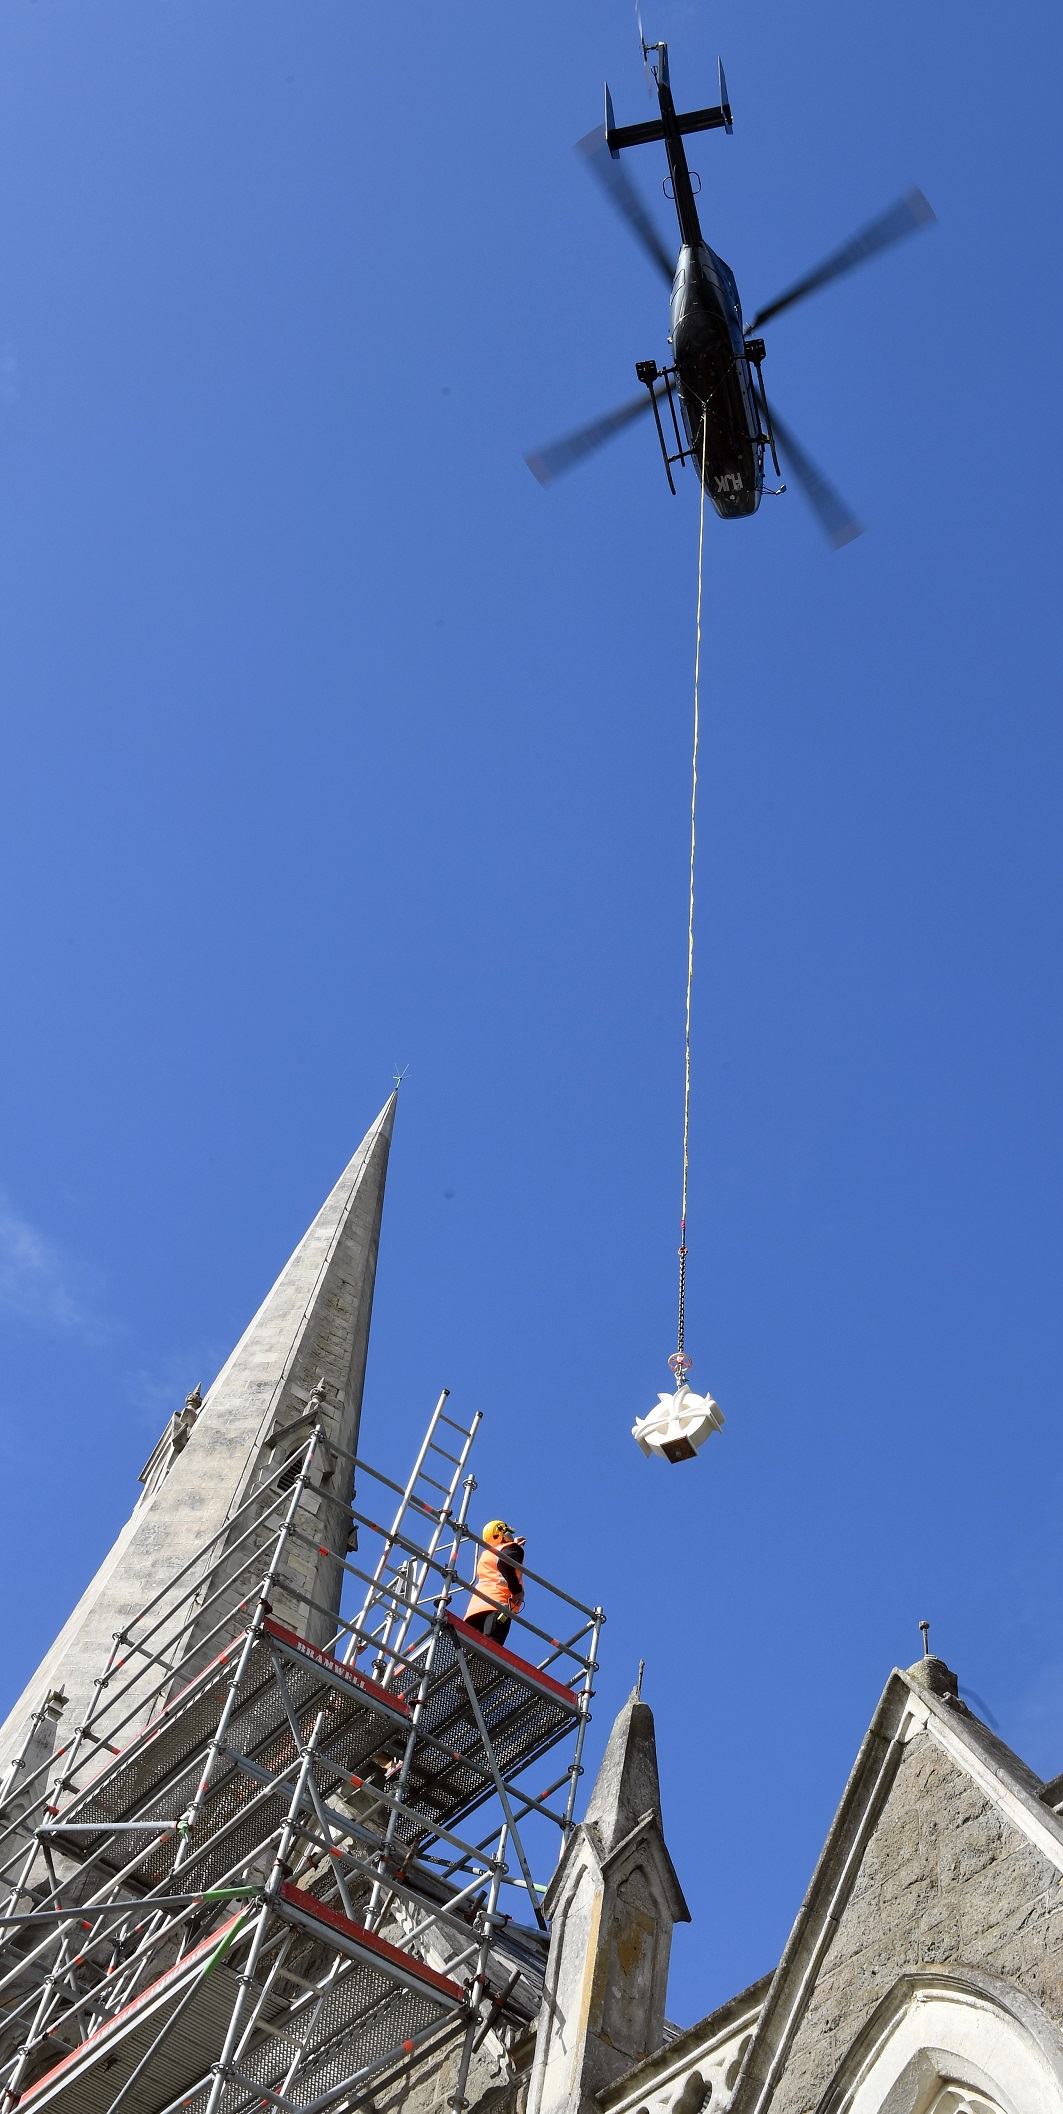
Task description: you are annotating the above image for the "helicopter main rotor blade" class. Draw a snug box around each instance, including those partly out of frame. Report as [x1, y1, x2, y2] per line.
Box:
[760, 392, 864, 548]
[747, 187, 935, 334]
[576, 126, 675, 288]
[525, 386, 657, 485]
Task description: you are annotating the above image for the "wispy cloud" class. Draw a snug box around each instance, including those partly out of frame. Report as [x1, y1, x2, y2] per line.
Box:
[0, 1197, 106, 1336]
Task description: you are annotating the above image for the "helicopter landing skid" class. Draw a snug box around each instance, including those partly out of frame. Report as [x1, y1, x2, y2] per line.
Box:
[635, 358, 687, 494]
[634, 352, 779, 495]
[744, 337, 782, 480]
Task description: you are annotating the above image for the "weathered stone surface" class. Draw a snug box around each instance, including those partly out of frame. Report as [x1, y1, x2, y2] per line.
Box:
[597, 1976, 772, 2114]
[765, 1723, 1063, 2114]
[361, 2017, 528, 2114]
[0, 1095, 395, 1773]
[906, 1653, 959, 1699]
[528, 1689, 689, 2114]
[584, 1696, 666, 1856]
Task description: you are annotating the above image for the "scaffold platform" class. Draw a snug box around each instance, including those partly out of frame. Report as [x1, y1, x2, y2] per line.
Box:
[0, 1393, 603, 2114]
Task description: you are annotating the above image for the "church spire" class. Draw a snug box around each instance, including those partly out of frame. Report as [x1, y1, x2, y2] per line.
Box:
[0, 1093, 396, 1773]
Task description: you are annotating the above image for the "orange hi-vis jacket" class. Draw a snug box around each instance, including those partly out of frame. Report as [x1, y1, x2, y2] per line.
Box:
[466, 1542, 525, 1622]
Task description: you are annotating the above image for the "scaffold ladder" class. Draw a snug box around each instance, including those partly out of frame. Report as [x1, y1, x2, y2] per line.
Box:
[346, 1391, 481, 1679]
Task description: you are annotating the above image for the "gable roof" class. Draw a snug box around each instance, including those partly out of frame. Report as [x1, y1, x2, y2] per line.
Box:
[730, 1658, 1063, 2114]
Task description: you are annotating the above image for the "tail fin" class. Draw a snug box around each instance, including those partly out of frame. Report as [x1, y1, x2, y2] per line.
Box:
[605, 83, 620, 160]
[718, 58, 733, 134]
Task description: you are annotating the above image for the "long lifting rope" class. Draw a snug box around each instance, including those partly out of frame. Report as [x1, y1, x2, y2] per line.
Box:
[670, 416, 708, 1390]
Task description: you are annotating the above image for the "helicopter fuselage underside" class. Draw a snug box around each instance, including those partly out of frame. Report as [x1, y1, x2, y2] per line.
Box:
[670, 243, 763, 519]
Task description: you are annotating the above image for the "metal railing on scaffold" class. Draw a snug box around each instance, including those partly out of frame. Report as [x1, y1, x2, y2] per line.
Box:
[0, 1394, 603, 2114]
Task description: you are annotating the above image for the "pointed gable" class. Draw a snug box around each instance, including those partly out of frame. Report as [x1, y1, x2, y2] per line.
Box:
[732, 1660, 1063, 2114]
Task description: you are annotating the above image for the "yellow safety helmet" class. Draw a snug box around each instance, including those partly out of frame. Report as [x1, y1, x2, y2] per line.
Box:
[483, 1519, 516, 1546]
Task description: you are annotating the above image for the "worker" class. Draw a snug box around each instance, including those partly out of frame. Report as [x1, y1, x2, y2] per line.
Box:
[465, 1520, 525, 1647]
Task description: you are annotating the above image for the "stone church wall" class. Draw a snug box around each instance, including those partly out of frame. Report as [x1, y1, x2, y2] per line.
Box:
[768, 1722, 1063, 2114]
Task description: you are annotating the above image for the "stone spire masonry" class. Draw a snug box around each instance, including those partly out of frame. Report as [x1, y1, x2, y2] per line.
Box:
[0, 1091, 396, 1778]
[527, 1681, 689, 2114]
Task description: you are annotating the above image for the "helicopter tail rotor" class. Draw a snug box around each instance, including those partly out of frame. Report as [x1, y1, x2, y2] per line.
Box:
[635, 2, 653, 95]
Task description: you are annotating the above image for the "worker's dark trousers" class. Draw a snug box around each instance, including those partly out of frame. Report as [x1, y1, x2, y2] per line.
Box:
[465, 1609, 511, 1647]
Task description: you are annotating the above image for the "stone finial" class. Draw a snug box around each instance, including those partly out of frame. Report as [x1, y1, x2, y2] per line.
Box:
[173, 1385, 203, 1455]
[583, 1689, 665, 1857]
[906, 1652, 959, 1699]
[527, 1688, 689, 2114]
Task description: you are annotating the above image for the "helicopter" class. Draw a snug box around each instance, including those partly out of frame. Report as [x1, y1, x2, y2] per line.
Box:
[525, 29, 935, 547]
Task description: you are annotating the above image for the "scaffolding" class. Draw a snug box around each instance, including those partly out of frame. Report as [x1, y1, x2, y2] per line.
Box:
[0, 1394, 603, 2113]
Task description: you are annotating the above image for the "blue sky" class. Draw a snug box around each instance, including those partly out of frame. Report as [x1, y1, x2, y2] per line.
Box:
[0, 0, 1061, 2028]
